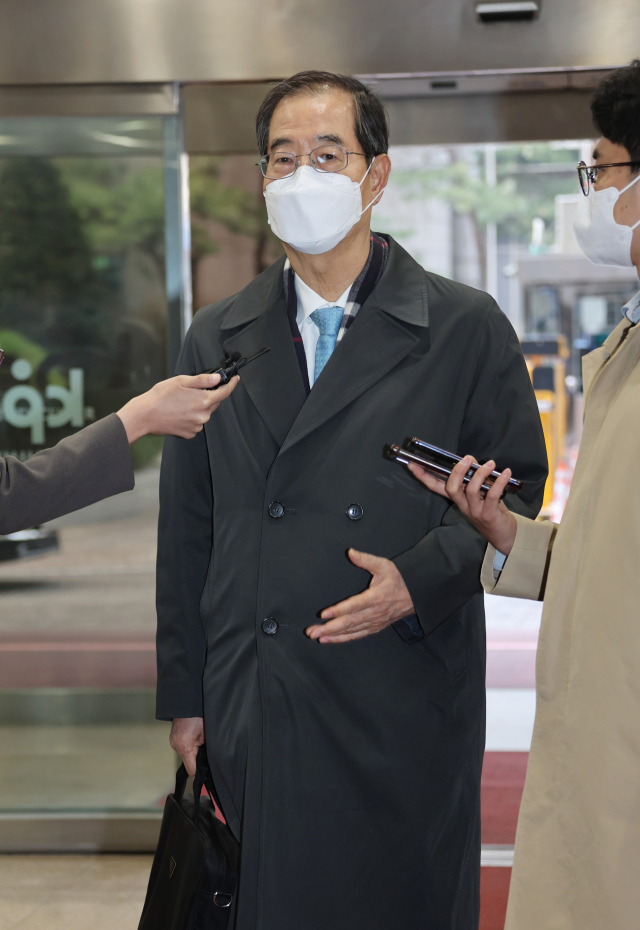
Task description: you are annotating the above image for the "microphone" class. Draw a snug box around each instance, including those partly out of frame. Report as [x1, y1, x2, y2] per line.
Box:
[204, 347, 270, 389]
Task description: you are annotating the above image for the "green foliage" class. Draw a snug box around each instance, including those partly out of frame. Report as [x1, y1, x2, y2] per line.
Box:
[495, 144, 582, 241]
[0, 327, 46, 369]
[391, 144, 582, 246]
[57, 159, 166, 265]
[130, 433, 165, 471]
[59, 156, 277, 279]
[190, 160, 259, 237]
[188, 156, 281, 273]
[0, 159, 94, 298]
[394, 160, 527, 227]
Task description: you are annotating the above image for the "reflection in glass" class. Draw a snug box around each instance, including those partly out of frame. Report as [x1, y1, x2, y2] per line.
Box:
[0, 117, 179, 841]
[0, 118, 169, 468]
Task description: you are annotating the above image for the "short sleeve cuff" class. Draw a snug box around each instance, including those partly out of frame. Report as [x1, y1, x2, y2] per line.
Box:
[481, 512, 557, 601]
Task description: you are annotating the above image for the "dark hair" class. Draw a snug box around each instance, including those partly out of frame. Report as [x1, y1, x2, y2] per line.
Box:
[255, 70, 389, 162]
[591, 60, 640, 167]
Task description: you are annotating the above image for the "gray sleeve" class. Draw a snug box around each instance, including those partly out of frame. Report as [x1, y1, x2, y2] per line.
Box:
[0, 413, 134, 534]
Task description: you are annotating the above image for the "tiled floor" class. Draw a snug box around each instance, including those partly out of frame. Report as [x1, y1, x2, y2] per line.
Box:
[480, 867, 512, 930]
[0, 854, 515, 930]
[481, 595, 540, 929]
[481, 752, 528, 846]
[0, 854, 153, 930]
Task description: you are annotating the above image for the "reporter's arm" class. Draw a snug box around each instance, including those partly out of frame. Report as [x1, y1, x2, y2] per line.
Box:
[117, 371, 237, 442]
[0, 413, 134, 535]
[481, 513, 557, 601]
[410, 448, 557, 602]
[0, 372, 237, 535]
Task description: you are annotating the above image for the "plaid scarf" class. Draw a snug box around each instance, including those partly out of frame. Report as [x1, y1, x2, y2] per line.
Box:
[284, 232, 389, 393]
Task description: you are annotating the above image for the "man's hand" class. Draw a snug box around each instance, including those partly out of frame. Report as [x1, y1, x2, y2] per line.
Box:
[169, 716, 205, 777]
[408, 455, 518, 556]
[116, 372, 239, 444]
[306, 549, 415, 644]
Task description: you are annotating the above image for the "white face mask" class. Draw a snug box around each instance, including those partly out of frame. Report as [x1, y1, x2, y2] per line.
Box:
[264, 160, 382, 255]
[573, 172, 640, 267]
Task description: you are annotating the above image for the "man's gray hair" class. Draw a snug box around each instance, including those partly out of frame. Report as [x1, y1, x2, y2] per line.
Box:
[255, 70, 389, 163]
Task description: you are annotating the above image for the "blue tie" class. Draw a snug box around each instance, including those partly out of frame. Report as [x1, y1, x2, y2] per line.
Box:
[310, 306, 344, 384]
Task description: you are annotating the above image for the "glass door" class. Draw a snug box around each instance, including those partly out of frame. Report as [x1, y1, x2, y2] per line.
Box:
[0, 114, 189, 850]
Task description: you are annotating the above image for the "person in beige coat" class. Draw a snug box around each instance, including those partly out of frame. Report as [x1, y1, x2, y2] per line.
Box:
[410, 61, 640, 930]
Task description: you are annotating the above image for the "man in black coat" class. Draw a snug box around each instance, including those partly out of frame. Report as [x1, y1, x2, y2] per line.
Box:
[156, 71, 548, 930]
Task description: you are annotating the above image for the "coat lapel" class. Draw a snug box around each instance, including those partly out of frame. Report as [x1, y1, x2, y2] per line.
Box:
[218, 239, 429, 454]
[279, 239, 429, 454]
[220, 259, 307, 447]
[582, 318, 633, 403]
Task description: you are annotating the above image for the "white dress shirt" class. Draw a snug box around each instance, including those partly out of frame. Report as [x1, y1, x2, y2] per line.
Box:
[294, 274, 352, 387]
[622, 289, 640, 324]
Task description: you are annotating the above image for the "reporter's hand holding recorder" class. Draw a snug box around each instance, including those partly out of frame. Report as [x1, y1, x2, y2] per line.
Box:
[0, 348, 239, 537]
[117, 371, 239, 442]
[408, 454, 518, 557]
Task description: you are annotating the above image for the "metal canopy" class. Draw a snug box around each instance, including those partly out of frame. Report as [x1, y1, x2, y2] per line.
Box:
[0, 0, 635, 84]
[0, 72, 608, 153]
[0, 0, 632, 149]
[0, 85, 177, 118]
[183, 70, 612, 153]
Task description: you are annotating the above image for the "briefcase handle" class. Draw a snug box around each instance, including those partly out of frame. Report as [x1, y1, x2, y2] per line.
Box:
[173, 744, 225, 826]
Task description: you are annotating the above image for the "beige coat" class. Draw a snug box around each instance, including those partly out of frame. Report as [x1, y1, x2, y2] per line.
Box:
[482, 316, 640, 930]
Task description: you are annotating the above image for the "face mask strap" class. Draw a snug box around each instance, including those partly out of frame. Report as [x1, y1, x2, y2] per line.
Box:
[620, 170, 640, 197]
[359, 156, 386, 214]
[589, 172, 640, 231]
[361, 187, 384, 215]
[613, 172, 640, 230]
[358, 157, 375, 189]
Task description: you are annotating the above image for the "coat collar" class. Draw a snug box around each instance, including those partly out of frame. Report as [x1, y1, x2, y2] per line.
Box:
[219, 237, 430, 451]
[219, 236, 429, 332]
[221, 284, 307, 448]
[621, 288, 640, 324]
[365, 234, 429, 328]
[220, 256, 286, 332]
[582, 317, 635, 402]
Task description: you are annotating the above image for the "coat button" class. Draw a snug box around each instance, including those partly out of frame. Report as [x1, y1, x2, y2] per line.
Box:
[346, 503, 364, 521]
[261, 617, 279, 635]
[268, 501, 285, 518]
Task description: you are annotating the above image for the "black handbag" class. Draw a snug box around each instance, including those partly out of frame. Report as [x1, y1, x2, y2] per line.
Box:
[138, 745, 240, 930]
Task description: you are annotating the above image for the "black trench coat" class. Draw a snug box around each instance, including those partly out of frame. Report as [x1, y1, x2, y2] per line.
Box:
[156, 237, 547, 930]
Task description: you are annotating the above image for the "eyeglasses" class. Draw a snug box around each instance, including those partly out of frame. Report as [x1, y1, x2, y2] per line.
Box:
[577, 159, 640, 196]
[257, 143, 366, 180]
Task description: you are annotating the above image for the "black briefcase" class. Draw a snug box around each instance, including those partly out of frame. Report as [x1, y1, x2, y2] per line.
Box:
[138, 745, 240, 930]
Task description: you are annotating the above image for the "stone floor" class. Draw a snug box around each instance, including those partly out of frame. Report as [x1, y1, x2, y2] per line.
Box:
[0, 854, 153, 930]
[0, 853, 515, 930]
